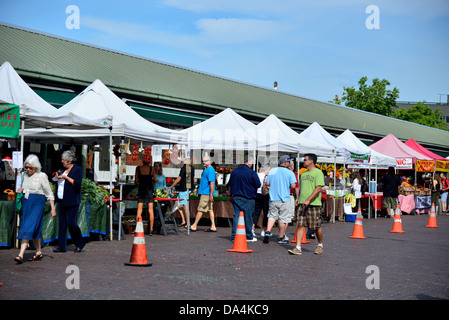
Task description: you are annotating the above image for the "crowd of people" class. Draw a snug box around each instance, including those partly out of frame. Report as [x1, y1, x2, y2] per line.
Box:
[13, 148, 449, 264]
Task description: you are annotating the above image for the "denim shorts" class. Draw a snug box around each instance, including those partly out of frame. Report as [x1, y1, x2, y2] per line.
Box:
[178, 191, 189, 206]
[442, 192, 448, 202]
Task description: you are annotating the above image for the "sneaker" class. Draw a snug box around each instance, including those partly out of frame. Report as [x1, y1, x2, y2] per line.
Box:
[260, 231, 265, 237]
[263, 231, 272, 243]
[314, 245, 323, 255]
[252, 229, 256, 237]
[284, 234, 289, 241]
[288, 247, 302, 255]
[277, 236, 288, 244]
[247, 237, 257, 242]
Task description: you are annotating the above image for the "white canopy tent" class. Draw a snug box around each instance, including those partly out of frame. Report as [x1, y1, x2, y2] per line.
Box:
[0, 61, 109, 130]
[337, 129, 396, 219]
[181, 107, 257, 153]
[337, 129, 396, 167]
[299, 122, 369, 160]
[22, 79, 186, 240]
[256, 114, 336, 156]
[299, 122, 370, 222]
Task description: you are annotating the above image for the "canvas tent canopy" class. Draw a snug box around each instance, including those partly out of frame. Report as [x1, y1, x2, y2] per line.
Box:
[337, 129, 396, 167]
[181, 107, 257, 152]
[23, 79, 186, 145]
[256, 114, 336, 156]
[0, 61, 109, 130]
[299, 122, 370, 164]
[370, 134, 433, 163]
[404, 139, 447, 161]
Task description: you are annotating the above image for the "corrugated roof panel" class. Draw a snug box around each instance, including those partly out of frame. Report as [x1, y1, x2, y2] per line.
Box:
[1, 23, 448, 150]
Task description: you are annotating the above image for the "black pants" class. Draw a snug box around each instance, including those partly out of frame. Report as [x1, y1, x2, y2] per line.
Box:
[57, 204, 85, 251]
[253, 193, 269, 227]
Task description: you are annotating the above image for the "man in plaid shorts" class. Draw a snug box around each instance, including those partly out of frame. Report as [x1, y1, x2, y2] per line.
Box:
[288, 153, 324, 255]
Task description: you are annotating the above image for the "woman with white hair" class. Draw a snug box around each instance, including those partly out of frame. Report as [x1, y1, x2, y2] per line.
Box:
[14, 154, 56, 264]
[54, 150, 85, 253]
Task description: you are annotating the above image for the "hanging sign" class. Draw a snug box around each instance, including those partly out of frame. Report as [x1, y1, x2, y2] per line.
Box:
[436, 160, 449, 172]
[0, 103, 20, 138]
[396, 158, 413, 169]
[416, 160, 434, 172]
[346, 153, 370, 165]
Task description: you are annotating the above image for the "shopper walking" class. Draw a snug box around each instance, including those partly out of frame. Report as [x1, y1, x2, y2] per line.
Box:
[53, 151, 85, 253]
[14, 155, 56, 263]
[263, 155, 297, 244]
[135, 151, 157, 235]
[288, 153, 325, 256]
[227, 156, 261, 242]
[168, 157, 195, 227]
[190, 155, 217, 232]
[381, 166, 402, 218]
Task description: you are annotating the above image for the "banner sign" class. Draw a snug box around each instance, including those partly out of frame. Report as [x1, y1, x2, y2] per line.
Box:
[416, 160, 434, 172]
[346, 153, 370, 165]
[0, 104, 20, 138]
[396, 158, 413, 169]
[436, 160, 449, 172]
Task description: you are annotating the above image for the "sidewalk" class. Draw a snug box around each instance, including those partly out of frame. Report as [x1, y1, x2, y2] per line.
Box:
[1, 215, 448, 301]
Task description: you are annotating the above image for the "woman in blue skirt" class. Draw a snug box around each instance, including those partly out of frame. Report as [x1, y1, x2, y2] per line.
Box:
[14, 155, 56, 264]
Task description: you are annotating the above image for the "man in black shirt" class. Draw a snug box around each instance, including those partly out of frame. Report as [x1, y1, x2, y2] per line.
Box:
[168, 158, 195, 227]
[381, 166, 401, 217]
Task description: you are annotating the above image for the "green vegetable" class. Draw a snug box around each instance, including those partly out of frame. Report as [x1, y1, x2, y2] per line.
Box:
[81, 179, 106, 205]
[154, 189, 168, 198]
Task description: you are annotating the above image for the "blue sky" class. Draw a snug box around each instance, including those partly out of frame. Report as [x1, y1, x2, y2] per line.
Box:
[1, 0, 448, 104]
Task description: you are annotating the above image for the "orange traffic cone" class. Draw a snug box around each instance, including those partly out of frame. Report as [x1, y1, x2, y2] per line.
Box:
[290, 227, 310, 244]
[125, 217, 152, 266]
[227, 211, 253, 253]
[390, 206, 405, 233]
[425, 203, 439, 228]
[349, 208, 367, 239]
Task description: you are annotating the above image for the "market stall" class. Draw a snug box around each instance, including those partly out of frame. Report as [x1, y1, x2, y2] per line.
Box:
[370, 133, 434, 214]
[337, 129, 397, 218]
[299, 122, 370, 222]
[0, 62, 111, 247]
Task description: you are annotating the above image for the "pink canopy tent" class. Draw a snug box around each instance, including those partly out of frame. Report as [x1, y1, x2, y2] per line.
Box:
[370, 133, 433, 163]
[404, 139, 447, 160]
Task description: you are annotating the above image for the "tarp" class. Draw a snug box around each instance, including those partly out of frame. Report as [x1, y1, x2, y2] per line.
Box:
[404, 139, 447, 160]
[299, 122, 368, 156]
[369, 133, 433, 164]
[337, 129, 396, 167]
[24, 79, 185, 144]
[0, 103, 20, 138]
[299, 122, 369, 165]
[181, 107, 257, 151]
[0, 61, 107, 129]
[256, 114, 335, 156]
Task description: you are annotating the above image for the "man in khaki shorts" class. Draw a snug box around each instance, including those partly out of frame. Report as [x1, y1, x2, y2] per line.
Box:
[289, 153, 324, 256]
[190, 155, 217, 232]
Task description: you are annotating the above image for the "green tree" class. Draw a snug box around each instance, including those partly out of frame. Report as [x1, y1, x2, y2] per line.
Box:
[394, 101, 449, 131]
[341, 76, 400, 116]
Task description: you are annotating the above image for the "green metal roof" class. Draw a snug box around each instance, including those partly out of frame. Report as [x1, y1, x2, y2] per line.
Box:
[1, 23, 448, 152]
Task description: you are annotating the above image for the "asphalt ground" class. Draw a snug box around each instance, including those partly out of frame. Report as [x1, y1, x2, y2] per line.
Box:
[1, 213, 448, 310]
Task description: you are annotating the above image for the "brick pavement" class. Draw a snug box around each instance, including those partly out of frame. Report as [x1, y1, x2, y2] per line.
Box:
[1, 214, 448, 302]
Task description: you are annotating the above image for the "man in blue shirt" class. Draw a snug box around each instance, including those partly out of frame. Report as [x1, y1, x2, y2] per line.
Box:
[190, 155, 217, 232]
[227, 156, 261, 242]
[263, 155, 297, 244]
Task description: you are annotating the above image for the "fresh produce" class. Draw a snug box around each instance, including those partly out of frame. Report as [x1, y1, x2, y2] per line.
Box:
[81, 178, 106, 205]
[154, 188, 168, 198]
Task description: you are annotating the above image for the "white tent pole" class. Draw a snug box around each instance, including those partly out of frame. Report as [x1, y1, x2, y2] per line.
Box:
[109, 128, 113, 241]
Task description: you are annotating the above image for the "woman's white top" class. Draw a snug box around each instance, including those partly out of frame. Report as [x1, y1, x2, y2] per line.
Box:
[57, 173, 67, 199]
[352, 178, 362, 199]
[22, 172, 55, 201]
